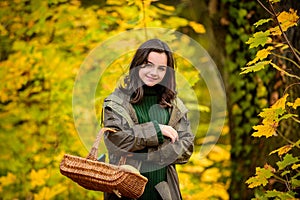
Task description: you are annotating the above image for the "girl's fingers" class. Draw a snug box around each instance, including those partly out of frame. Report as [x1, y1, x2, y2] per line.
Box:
[159, 124, 179, 143]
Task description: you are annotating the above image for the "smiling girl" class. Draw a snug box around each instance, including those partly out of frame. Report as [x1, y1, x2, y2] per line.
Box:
[103, 39, 194, 200]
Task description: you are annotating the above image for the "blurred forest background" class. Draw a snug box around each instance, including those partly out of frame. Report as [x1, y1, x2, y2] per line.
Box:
[0, 0, 299, 199]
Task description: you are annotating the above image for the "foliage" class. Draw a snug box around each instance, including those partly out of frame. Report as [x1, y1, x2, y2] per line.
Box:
[0, 0, 230, 199]
[241, 0, 300, 198]
[222, 0, 270, 198]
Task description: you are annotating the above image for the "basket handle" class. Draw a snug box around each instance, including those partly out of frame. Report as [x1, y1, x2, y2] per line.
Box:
[86, 127, 116, 160]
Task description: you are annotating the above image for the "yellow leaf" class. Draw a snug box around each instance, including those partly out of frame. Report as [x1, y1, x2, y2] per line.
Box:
[34, 184, 67, 200]
[292, 163, 300, 170]
[269, 145, 293, 156]
[165, 16, 188, 27]
[270, 26, 281, 36]
[256, 46, 274, 60]
[189, 21, 206, 34]
[156, 3, 175, 12]
[30, 169, 49, 188]
[0, 172, 17, 187]
[208, 145, 230, 162]
[270, 9, 299, 35]
[252, 122, 277, 138]
[258, 107, 277, 122]
[247, 46, 274, 66]
[271, 94, 288, 110]
[277, 9, 299, 31]
[287, 98, 300, 109]
[201, 167, 221, 182]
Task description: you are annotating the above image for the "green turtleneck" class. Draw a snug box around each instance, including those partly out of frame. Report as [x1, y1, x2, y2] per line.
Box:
[132, 86, 170, 200]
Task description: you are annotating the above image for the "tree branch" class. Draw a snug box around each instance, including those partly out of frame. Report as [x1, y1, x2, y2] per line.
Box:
[257, 0, 274, 16]
[268, 0, 300, 64]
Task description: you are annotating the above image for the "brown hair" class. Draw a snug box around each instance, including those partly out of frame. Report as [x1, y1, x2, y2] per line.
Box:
[120, 39, 176, 108]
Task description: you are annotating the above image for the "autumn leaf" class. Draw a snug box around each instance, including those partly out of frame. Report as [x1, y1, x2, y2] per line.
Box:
[247, 46, 274, 66]
[252, 122, 277, 138]
[189, 21, 206, 34]
[278, 9, 299, 30]
[287, 98, 300, 109]
[156, 3, 175, 11]
[271, 94, 288, 110]
[276, 154, 299, 170]
[240, 60, 271, 74]
[30, 169, 50, 188]
[265, 190, 296, 199]
[252, 94, 290, 138]
[270, 9, 299, 35]
[269, 145, 293, 156]
[246, 167, 273, 188]
[246, 31, 271, 49]
[0, 173, 17, 187]
[254, 18, 272, 27]
[258, 107, 284, 122]
[264, 163, 276, 173]
[269, 0, 280, 3]
[34, 184, 67, 200]
[278, 113, 298, 121]
[291, 164, 300, 170]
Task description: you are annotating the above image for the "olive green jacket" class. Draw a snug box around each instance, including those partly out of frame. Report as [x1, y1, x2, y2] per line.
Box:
[103, 88, 195, 200]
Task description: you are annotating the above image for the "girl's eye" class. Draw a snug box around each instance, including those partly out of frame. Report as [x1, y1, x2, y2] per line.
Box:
[145, 63, 154, 68]
[158, 67, 166, 71]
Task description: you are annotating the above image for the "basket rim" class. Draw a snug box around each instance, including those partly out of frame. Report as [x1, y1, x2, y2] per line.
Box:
[61, 154, 148, 181]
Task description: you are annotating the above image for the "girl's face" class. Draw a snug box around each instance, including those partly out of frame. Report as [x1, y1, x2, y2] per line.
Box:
[139, 51, 167, 87]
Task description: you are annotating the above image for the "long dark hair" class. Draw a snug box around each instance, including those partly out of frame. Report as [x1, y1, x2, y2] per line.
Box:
[120, 39, 176, 108]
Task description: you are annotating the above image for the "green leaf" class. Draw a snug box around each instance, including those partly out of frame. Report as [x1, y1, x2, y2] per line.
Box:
[281, 170, 290, 176]
[265, 190, 295, 198]
[278, 113, 298, 121]
[246, 167, 273, 188]
[246, 31, 271, 49]
[240, 60, 271, 74]
[269, 0, 281, 3]
[254, 18, 272, 27]
[291, 177, 300, 187]
[276, 154, 299, 170]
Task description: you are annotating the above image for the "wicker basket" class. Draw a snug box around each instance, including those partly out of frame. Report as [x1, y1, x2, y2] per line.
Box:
[60, 128, 148, 199]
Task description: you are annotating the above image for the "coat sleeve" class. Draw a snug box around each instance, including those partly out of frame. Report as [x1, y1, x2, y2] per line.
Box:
[103, 104, 160, 154]
[147, 113, 195, 165]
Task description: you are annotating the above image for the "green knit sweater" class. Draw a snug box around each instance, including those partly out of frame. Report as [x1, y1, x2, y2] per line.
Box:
[132, 86, 170, 200]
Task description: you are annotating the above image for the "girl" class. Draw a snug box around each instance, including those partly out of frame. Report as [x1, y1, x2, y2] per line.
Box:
[103, 39, 194, 200]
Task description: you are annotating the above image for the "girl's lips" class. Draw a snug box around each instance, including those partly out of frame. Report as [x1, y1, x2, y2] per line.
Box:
[145, 75, 157, 81]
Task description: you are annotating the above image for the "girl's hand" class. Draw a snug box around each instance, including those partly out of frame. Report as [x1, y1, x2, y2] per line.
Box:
[159, 124, 179, 143]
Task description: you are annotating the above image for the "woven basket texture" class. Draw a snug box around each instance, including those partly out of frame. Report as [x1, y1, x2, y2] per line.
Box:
[60, 128, 148, 199]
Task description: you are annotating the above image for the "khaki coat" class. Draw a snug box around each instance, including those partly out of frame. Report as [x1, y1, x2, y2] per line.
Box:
[103, 88, 195, 200]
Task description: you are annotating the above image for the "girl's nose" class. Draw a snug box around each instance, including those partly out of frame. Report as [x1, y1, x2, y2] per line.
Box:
[149, 67, 158, 76]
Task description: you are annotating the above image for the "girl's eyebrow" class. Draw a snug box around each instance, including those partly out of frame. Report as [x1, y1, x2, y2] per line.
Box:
[146, 60, 167, 68]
